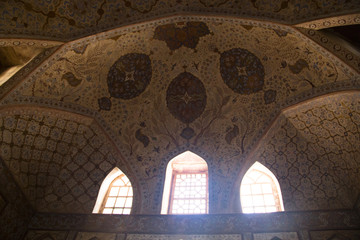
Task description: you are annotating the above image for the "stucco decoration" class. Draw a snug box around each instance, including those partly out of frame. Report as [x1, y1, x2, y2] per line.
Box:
[166, 72, 207, 124]
[1, 0, 359, 40]
[256, 92, 360, 211]
[220, 48, 265, 94]
[107, 53, 152, 99]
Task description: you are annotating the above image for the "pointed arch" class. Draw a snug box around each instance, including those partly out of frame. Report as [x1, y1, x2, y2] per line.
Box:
[240, 162, 284, 213]
[161, 151, 209, 214]
[93, 167, 133, 214]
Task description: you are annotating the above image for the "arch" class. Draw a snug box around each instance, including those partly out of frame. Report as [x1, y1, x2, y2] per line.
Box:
[93, 167, 133, 214]
[240, 162, 284, 213]
[161, 151, 209, 214]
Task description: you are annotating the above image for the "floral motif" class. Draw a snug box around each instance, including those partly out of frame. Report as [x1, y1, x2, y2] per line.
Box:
[166, 72, 207, 124]
[220, 48, 265, 95]
[107, 53, 152, 99]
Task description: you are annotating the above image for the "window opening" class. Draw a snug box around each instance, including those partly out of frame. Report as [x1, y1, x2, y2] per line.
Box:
[240, 162, 284, 213]
[93, 167, 133, 214]
[161, 151, 209, 214]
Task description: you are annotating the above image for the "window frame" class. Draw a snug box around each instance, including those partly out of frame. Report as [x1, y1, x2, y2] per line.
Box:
[92, 167, 134, 215]
[99, 173, 133, 214]
[168, 170, 209, 214]
[161, 151, 209, 214]
[240, 162, 284, 213]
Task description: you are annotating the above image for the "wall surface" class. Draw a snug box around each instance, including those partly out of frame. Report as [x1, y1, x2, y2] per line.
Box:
[0, 157, 34, 240]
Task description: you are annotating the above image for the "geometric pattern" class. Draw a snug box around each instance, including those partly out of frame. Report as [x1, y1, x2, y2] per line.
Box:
[258, 93, 360, 211]
[0, 108, 126, 213]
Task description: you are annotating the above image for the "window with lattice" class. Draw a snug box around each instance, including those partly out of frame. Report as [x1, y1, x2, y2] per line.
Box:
[101, 174, 133, 214]
[169, 172, 208, 214]
[240, 162, 284, 213]
[93, 168, 133, 215]
[161, 151, 209, 214]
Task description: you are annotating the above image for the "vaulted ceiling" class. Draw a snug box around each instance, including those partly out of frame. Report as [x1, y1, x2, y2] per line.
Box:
[0, 1, 359, 214]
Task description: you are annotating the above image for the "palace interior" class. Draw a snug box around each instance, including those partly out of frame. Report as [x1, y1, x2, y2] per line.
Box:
[0, 1, 360, 240]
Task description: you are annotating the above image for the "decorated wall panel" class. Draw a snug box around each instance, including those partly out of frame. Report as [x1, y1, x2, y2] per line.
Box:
[256, 92, 360, 211]
[0, 107, 138, 214]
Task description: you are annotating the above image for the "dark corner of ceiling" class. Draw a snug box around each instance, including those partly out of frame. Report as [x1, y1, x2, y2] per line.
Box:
[320, 24, 360, 51]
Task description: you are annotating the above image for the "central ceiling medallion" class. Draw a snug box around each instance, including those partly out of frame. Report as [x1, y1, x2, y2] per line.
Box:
[166, 72, 207, 124]
[107, 53, 152, 99]
[220, 48, 265, 95]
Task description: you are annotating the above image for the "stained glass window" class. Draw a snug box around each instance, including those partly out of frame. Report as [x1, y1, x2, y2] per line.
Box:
[240, 162, 284, 213]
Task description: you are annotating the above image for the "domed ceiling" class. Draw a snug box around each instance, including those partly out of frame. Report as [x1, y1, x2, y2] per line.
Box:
[0, 3, 359, 215]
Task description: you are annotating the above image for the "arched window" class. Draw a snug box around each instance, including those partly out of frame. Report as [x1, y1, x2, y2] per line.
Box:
[93, 167, 133, 214]
[240, 162, 284, 213]
[161, 151, 208, 214]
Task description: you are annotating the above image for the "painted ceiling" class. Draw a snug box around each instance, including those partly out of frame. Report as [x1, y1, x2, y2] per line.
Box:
[1, 0, 360, 40]
[0, 4, 359, 215]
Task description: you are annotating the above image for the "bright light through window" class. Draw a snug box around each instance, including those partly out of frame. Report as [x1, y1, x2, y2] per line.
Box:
[240, 162, 284, 213]
[161, 151, 209, 214]
[170, 173, 208, 214]
[102, 174, 133, 214]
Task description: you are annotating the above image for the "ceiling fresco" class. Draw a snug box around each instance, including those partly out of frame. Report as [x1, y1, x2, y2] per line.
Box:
[0, 16, 358, 214]
[0, 0, 359, 40]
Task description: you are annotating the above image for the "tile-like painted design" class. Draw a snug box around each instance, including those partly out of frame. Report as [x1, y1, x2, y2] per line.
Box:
[0, 107, 138, 214]
[258, 92, 360, 211]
